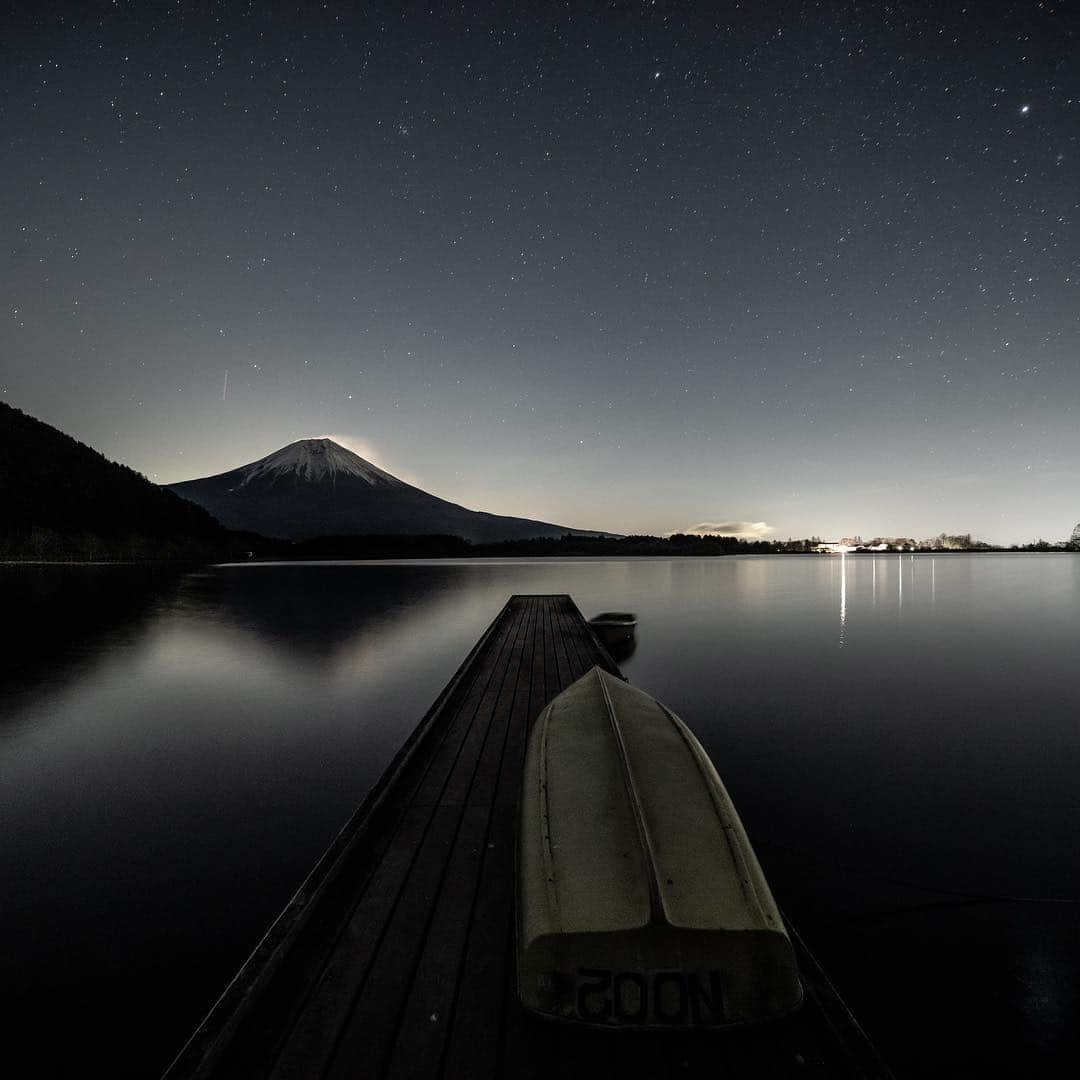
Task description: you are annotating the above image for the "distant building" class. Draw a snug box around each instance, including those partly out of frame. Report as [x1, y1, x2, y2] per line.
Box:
[815, 541, 857, 554]
[863, 537, 917, 551]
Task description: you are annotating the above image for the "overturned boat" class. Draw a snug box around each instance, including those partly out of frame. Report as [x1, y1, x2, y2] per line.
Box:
[517, 667, 802, 1030]
[587, 611, 637, 644]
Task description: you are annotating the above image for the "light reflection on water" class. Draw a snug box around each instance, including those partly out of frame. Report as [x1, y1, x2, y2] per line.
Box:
[2, 555, 1079, 1077]
[839, 552, 847, 646]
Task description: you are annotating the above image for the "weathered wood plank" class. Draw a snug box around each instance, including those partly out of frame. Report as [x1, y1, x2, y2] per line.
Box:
[440, 600, 541, 1080]
[322, 604, 532, 1079]
[382, 600, 538, 1080]
[499, 597, 565, 1080]
[552, 597, 590, 683]
[439, 809, 518, 1080]
[380, 804, 490, 1078]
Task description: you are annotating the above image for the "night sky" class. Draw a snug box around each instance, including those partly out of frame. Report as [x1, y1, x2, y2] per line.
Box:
[3, 2, 1077, 543]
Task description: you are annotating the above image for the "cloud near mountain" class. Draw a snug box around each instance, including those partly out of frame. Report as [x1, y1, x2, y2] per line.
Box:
[681, 520, 774, 539]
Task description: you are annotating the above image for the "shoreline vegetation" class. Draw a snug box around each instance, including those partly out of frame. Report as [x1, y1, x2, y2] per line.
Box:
[2, 530, 1078, 565]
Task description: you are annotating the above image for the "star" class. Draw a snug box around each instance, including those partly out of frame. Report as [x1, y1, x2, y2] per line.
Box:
[1020, 104, 1030, 115]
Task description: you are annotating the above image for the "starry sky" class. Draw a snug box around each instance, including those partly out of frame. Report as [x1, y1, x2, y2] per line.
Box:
[2, 2, 1077, 543]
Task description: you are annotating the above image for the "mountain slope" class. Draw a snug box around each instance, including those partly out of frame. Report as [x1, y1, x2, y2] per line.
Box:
[165, 438, 607, 543]
[0, 402, 228, 560]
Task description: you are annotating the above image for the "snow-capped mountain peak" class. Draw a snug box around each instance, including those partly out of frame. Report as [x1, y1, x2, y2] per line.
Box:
[166, 436, 606, 542]
[238, 438, 401, 488]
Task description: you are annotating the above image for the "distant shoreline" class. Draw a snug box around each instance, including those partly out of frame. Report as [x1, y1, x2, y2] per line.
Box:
[3, 548, 1077, 568]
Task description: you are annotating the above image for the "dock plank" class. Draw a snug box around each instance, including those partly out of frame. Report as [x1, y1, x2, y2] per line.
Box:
[322, 601, 533, 1079]
[164, 595, 891, 1080]
[440, 600, 541, 1080]
[382, 600, 538, 1080]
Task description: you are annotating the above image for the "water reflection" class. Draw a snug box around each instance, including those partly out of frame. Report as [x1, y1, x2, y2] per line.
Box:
[177, 562, 479, 658]
[1, 556, 1079, 1078]
[0, 564, 186, 707]
[839, 552, 847, 647]
[167, 562, 500, 679]
[0, 562, 504, 1078]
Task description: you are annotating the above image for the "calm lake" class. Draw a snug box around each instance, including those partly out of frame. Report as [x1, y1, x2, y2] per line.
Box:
[2, 556, 1078, 1078]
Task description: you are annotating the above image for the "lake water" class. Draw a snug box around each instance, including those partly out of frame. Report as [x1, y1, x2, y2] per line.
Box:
[2, 556, 1078, 1078]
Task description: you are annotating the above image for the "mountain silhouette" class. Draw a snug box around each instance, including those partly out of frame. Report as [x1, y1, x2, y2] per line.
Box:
[166, 438, 607, 543]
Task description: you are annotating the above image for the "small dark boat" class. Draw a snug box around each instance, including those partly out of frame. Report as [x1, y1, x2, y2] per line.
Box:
[588, 611, 638, 644]
[517, 667, 802, 1030]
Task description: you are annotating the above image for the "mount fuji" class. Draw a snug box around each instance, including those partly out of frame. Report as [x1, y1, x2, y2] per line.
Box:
[165, 438, 608, 543]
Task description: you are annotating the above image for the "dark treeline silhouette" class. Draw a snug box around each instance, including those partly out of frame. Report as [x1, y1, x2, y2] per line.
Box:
[0, 402, 260, 561]
[473, 532, 781, 556]
[275, 532, 1080, 560]
[279, 532, 782, 560]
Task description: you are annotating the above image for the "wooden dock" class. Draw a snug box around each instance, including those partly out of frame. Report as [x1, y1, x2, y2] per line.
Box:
[165, 595, 892, 1080]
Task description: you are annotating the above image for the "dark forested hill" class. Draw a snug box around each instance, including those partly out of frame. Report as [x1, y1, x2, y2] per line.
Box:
[0, 402, 231, 560]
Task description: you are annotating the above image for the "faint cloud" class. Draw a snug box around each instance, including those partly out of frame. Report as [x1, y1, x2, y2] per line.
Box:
[681, 520, 774, 539]
[324, 432, 427, 490]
